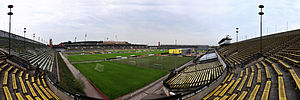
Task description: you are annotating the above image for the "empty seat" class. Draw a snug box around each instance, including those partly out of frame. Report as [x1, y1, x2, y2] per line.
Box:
[278, 76, 287, 100]
[261, 81, 271, 100]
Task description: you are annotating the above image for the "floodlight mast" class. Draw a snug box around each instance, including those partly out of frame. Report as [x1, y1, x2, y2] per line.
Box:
[258, 5, 264, 56]
[8, 5, 13, 57]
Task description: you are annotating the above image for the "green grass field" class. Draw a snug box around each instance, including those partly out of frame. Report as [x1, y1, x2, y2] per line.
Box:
[65, 49, 166, 55]
[114, 56, 192, 71]
[73, 61, 168, 99]
[66, 50, 167, 62]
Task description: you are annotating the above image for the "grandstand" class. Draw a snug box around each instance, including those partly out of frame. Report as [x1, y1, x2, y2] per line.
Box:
[0, 30, 66, 100]
[0, 54, 59, 100]
[162, 29, 300, 100]
[55, 41, 147, 52]
[165, 61, 224, 91]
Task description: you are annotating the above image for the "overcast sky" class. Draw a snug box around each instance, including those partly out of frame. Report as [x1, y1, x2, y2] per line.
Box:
[0, 0, 300, 45]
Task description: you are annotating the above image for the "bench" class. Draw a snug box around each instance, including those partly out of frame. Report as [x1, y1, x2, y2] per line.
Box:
[213, 97, 220, 100]
[247, 73, 254, 88]
[26, 95, 34, 100]
[228, 78, 242, 94]
[277, 60, 291, 69]
[237, 76, 248, 92]
[25, 74, 29, 80]
[16, 92, 24, 100]
[42, 78, 47, 87]
[203, 85, 222, 100]
[12, 74, 18, 90]
[35, 97, 42, 100]
[248, 85, 260, 100]
[227, 74, 234, 82]
[219, 80, 235, 96]
[228, 93, 238, 100]
[19, 77, 28, 94]
[39, 85, 53, 99]
[33, 83, 48, 100]
[271, 64, 283, 76]
[26, 81, 37, 97]
[19, 71, 24, 77]
[3, 72, 8, 86]
[32, 77, 35, 83]
[237, 91, 248, 100]
[261, 81, 271, 100]
[220, 95, 229, 100]
[256, 63, 261, 69]
[250, 66, 254, 72]
[46, 87, 60, 100]
[12, 68, 18, 74]
[3, 86, 13, 100]
[214, 84, 228, 96]
[240, 70, 244, 78]
[261, 61, 271, 79]
[257, 69, 261, 84]
[278, 76, 287, 100]
[245, 67, 249, 76]
[289, 69, 300, 91]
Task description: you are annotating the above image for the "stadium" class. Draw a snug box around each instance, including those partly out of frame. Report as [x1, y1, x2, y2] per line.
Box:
[0, 1, 300, 100]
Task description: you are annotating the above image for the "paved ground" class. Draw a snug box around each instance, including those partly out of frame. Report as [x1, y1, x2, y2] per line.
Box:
[59, 52, 103, 99]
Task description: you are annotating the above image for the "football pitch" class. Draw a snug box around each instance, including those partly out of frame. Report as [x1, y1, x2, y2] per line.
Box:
[114, 56, 192, 70]
[72, 56, 191, 99]
[66, 50, 168, 62]
[73, 61, 168, 99]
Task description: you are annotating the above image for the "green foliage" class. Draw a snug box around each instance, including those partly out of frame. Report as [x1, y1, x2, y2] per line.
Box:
[57, 53, 85, 94]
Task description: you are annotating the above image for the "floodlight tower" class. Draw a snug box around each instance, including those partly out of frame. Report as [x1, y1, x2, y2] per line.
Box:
[258, 5, 264, 56]
[8, 5, 13, 57]
[236, 28, 239, 52]
[24, 28, 26, 51]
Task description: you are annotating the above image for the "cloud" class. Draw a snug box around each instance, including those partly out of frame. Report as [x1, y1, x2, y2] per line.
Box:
[0, 0, 299, 45]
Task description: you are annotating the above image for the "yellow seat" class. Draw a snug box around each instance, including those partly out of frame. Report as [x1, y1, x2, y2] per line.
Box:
[289, 69, 300, 91]
[261, 81, 271, 100]
[33, 83, 48, 100]
[248, 85, 260, 100]
[228, 78, 242, 94]
[237, 91, 248, 100]
[203, 86, 222, 100]
[278, 76, 287, 100]
[237, 76, 248, 92]
[16, 92, 24, 100]
[247, 73, 254, 88]
[219, 80, 235, 96]
[228, 93, 238, 100]
[3, 86, 13, 100]
[25, 95, 34, 100]
[257, 69, 261, 84]
[220, 95, 229, 100]
[214, 84, 227, 96]
[19, 77, 28, 94]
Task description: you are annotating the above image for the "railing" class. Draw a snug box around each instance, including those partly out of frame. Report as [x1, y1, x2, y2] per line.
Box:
[47, 73, 103, 100]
